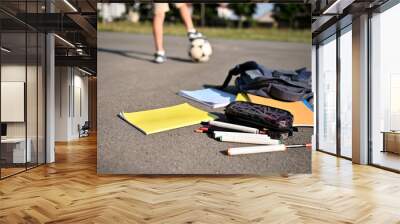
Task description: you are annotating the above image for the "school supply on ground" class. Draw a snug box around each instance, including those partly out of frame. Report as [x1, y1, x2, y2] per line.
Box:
[214, 131, 281, 145]
[227, 144, 286, 156]
[118, 103, 216, 135]
[201, 120, 260, 133]
[219, 61, 312, 102]
[212, 131, 267, 139]
[236, 93, 313, 126]
[224, 101, 294, 134]
[195, 126, 267, 134]
[286, 144, 312, 149]
[178, 88, 235, 108]
[194, 126, 280, 145]
[194, 116, 308, 155]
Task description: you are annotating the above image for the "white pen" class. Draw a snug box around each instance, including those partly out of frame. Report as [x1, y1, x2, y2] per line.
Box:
[228, 144, 286, 156]
[202, 120, 260, 133]
[217, 135, 280, 145]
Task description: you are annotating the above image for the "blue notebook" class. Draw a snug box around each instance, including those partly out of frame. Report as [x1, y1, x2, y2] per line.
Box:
[178, 88, 236, 108]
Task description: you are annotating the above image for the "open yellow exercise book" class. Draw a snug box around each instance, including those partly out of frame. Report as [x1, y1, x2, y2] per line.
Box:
[119, 103, 216, 135]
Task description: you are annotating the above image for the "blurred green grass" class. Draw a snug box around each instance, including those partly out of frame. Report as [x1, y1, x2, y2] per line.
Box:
[98, 21, 311, 43]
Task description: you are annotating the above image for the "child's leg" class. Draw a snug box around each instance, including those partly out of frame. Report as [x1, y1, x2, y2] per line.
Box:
[176, 3, 195, 32]
[176, 3, 203, 40]
[152, 10, 165, 53]
[152, 3, 169, 63]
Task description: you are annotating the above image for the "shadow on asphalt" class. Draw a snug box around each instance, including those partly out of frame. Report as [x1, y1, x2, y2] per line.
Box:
[98, 48, 193, 63]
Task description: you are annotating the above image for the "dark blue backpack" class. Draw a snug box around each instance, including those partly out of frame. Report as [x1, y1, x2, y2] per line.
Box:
[220, 61, 312, 102]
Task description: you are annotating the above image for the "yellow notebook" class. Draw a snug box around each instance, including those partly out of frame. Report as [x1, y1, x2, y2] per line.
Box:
[119, 103, 216, 135]
[236, 93, 314, 127]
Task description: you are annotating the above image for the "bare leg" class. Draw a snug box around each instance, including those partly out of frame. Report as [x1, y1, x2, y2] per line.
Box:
[178, 4, 194, 31]
[152, 11, 165, 52]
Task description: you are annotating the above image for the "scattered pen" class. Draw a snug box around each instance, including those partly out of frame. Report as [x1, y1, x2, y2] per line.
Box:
[286, 144, 312, 149]
[201, 120, 260, 134]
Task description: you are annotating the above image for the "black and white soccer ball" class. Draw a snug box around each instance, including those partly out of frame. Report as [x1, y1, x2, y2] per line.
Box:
[188, 38, 212, 63]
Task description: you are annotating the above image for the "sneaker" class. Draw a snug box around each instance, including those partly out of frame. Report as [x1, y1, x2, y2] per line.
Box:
[187, 31, 204, 41]
[154, 53, 166, 64]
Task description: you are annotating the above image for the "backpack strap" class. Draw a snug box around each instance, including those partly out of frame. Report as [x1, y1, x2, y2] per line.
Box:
[295, 67, 307, 74]
[272, 70, 298, 78]
[220, 66, 239, 90]
[268, 84, 306, 102]
[239, 77, 311, 93]
[219, 61, 261, 90]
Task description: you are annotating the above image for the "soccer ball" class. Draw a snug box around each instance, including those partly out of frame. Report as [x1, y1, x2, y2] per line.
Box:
[188, 38, 212, 62]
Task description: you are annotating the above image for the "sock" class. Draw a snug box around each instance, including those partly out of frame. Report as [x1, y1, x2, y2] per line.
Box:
[156, 50, 165, 56]
[187, 28, 196, 34]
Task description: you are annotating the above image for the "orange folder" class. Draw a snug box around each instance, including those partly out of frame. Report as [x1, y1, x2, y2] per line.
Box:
[236, 93, 313, 127]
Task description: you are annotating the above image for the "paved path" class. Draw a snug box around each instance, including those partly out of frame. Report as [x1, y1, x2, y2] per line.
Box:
[98, 32, 312, 174]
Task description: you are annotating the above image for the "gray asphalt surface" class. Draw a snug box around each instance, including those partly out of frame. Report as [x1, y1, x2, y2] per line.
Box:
[98, 32, 312, 174]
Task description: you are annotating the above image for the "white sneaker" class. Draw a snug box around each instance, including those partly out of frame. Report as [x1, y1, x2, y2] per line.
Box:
[188, 31, 204, 41]
[154, 53, 166, 64]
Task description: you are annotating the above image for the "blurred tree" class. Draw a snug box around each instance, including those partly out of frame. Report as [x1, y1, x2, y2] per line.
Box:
[200, 4, 206, 27]
[228, 3, 256, 28]
[132, 3, 221, 26]
[272, 4, 311, 29]
[192, 4, 219, 27]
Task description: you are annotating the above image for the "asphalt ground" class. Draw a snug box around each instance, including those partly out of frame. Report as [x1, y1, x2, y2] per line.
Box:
[98, 32, 312, 174]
